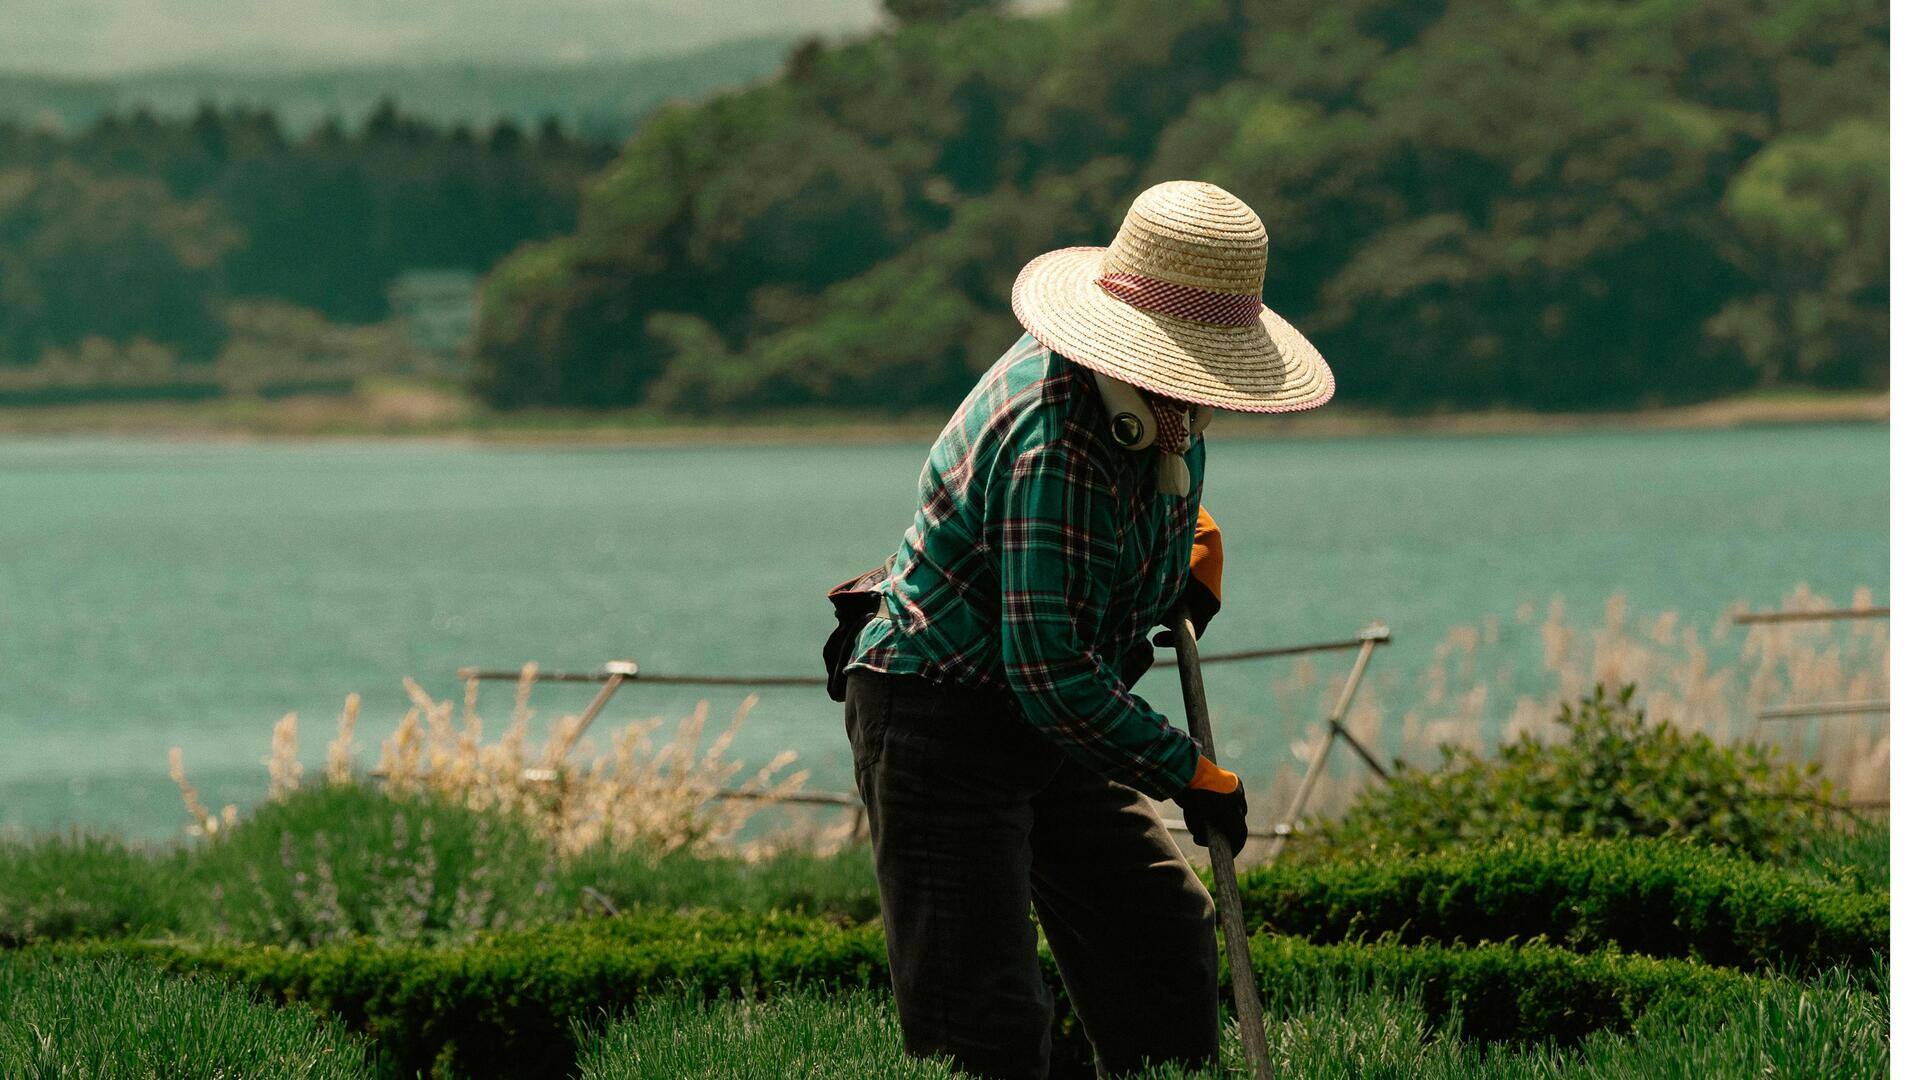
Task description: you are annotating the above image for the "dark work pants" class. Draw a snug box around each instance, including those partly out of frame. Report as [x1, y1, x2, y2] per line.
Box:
[844, 670, 1219, 1080]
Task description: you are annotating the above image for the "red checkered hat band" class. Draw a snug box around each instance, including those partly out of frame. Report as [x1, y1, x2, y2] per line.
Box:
[1095, 272, 1264, 328]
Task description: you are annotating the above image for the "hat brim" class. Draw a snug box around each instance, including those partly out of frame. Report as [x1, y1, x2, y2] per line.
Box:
[1010, 246, 1334, 414]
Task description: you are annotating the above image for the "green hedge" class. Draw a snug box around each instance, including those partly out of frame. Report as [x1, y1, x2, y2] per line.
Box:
[1249, 935, 1753, 1046]
[56, 912, 889, 1079]
[1241, 838, 1888, 973]
[49, 908, 1764, 1076]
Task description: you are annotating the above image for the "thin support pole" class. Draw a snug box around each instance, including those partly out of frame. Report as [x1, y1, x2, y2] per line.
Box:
[1757, 700, 1890, 720]
[552, 670, 629, 763]
[1733, 607, 1889, 625]
[1335, 721, 1390, 780]
[1276, 633, 1383, 843]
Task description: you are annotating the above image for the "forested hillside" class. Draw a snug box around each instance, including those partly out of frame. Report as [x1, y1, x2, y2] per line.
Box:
[0, 104, 611, 366]
[473, 0, 1888, 413]
[0, 38, 793, 139]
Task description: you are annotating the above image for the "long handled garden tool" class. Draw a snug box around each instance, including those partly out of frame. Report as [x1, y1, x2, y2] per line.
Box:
[1168, 603, 1274, 1080]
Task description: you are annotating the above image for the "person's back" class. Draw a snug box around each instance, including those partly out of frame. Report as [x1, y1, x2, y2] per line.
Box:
[850, 333, 1207, 797]
[836, 181, 1334, 1080]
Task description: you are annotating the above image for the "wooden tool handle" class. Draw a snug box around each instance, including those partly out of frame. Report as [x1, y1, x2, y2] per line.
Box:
[1169, 606, 1274, 1080]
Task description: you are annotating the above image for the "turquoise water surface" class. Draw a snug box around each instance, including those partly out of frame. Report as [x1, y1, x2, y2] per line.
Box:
[0, 425, 1888, 836]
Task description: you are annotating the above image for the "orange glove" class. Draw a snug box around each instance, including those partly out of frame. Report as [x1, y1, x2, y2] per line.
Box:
[1156, 505, 1224, 643]
[1177, 754, 1248, 855]
[1187, 505, 1223, 630]
[1189, 754, 1240, 794]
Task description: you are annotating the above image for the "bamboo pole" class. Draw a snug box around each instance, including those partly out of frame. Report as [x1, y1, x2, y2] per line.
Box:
[452, 631, 1386, 689]
[1276, 628, 1386, 845]
[1733, 607, 1889, 624]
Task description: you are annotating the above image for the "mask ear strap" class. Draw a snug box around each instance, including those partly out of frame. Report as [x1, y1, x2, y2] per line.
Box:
[1091, 372, 1157, 451]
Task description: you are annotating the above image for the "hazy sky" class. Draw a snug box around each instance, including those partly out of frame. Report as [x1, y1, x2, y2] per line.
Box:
[0, 0, 885, 76]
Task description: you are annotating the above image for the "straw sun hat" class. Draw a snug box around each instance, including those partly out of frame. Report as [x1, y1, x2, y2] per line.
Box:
[1011, 180, 1334, 414]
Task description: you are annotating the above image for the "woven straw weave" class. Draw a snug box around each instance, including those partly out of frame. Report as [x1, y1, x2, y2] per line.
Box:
[1012, 180, 1333, 413]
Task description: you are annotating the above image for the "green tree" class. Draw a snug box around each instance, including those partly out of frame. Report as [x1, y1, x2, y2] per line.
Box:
[884, 0, 1005, 24]
[1712, 119, 1888, 387]
[470, 0, 1887, 413]
[0, 162, 238, 362]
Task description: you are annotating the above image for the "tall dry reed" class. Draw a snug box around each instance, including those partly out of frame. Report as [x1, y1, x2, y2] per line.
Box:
[172, 664, 813, 857]
[1260, 586, 1888, 828]
[172, 587, 1886, 856]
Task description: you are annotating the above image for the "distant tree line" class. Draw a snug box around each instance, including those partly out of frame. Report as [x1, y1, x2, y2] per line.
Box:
[473, 0, 1888, 413]
[0, 103, 612, 365]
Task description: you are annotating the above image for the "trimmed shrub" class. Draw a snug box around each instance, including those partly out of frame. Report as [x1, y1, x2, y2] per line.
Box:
[1248, 935, 1755, 1046]
[1318, 686, 1834, 861]
[46, 909, 1763, 1075]
[55, 911, 890, 1078]
[0, 952, 376, 1078]
[1241, 838, 1887, 973]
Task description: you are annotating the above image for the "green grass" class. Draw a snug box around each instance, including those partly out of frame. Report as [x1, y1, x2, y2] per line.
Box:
[0, 952, 376, 1078]
[1791, 821, 1890, 892]
[0, 833, 193, 946]
[582, 970, 1886, 1080]
[575, 991, 958, 1080]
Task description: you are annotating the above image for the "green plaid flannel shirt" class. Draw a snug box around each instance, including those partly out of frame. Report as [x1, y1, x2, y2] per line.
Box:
[847, 333, 1203, 799]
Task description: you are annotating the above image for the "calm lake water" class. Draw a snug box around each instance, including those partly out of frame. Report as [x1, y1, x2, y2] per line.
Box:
[0, 425, 1888, 838]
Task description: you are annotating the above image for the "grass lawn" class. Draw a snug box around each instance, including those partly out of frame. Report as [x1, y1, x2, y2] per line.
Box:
[0, 952, 376, 1078]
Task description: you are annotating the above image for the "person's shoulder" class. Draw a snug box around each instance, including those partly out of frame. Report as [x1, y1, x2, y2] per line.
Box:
[977, 334, 1081, 449]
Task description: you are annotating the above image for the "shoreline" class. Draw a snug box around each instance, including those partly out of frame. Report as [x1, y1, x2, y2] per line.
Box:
[0, 387, 1888, 446]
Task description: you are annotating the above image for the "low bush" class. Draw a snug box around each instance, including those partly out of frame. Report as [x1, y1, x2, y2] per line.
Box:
[575, 990, 957, 1080]
[1248, 935, 1754, 1046]
[46, 908, 1761, 1075]
[1241, 837, 1887, 972]
[0, 833, 192, 947]
[189, 784, 568, 946]
[0, 952, 376, 1078]
[0, 787, 882, 948]
[557, 844, 879, 922]
[1318, 686, 1835, 861]
[191, 776, 572, 945]
[55, 910, 890, 1078]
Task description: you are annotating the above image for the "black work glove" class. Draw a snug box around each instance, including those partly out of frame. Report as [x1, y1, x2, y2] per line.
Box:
[1172, 780, 1248, 857]
[1151, 579, 1221, 648]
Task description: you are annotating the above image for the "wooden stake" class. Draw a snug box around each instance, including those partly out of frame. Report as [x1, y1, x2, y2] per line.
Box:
[1276, 628, 1386, 846]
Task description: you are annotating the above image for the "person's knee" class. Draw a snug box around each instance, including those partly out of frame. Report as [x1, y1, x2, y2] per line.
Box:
[1170, 863, 1216, 928]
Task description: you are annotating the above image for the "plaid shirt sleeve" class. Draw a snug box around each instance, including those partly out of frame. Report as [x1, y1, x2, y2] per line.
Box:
[994, 418, 1201, 801]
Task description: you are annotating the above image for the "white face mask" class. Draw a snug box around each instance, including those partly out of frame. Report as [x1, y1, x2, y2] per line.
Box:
[1090, 372, 1208, 495]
